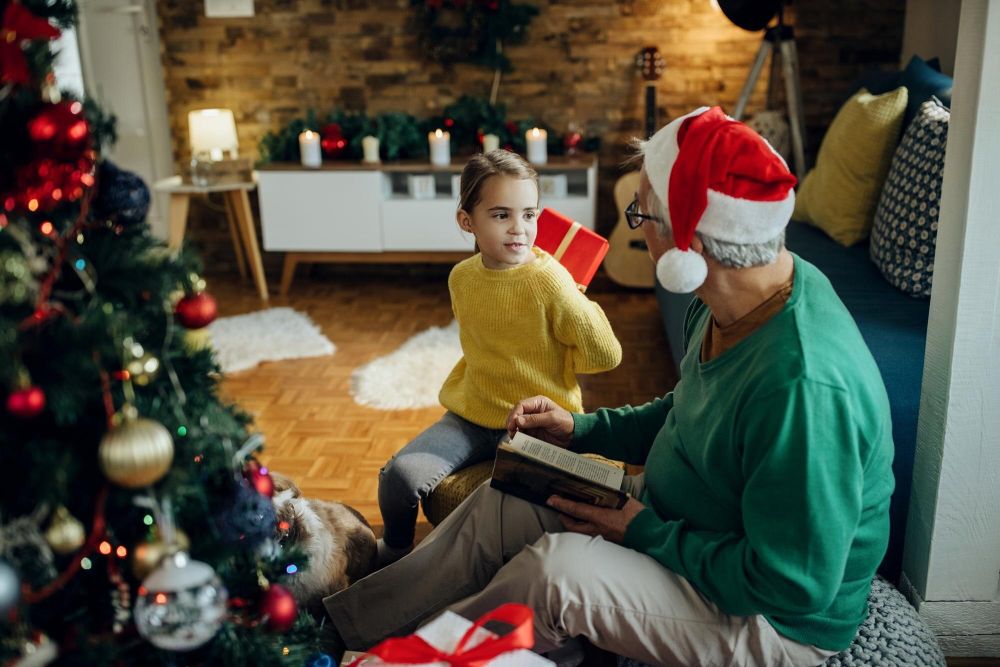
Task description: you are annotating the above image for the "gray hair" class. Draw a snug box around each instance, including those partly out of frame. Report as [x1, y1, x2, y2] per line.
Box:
[639, 167, 784, 270]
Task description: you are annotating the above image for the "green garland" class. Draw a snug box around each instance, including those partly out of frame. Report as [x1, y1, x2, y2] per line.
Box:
[258, 95, 601, 164]
[410, 0, 539, 72]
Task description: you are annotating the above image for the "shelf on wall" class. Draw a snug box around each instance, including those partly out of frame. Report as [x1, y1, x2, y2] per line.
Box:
[257, 154, 598, 173]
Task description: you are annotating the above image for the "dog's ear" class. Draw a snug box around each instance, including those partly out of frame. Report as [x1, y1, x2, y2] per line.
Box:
[270, 471, 301, 497]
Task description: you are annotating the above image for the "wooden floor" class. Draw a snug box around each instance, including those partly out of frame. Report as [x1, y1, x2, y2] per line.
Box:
[213, 265, 677, 537]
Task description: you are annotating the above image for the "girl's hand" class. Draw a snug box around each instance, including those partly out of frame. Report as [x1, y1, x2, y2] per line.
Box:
[506, 395, 574, 448]
[547, 496, 647, 544]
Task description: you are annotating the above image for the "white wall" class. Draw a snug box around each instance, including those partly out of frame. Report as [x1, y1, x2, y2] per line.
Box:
[902, 0, 961, 75]
[76, 0, 173, 239]
[52, 27, 86, 99]
[901, 0, 1000, 657]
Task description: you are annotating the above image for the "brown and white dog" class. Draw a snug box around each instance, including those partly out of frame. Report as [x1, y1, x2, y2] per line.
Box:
[270, 472, 377, 614]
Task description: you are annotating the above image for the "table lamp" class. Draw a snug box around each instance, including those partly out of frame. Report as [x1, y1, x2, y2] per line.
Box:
[188, 108, 239, 161]
[187, 108, 250, 186]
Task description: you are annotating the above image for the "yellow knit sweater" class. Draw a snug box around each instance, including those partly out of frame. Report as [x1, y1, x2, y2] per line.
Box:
[439, 249, 622, 428]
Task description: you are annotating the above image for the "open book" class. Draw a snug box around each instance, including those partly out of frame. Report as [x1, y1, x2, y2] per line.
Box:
[490, 432, 628, 509]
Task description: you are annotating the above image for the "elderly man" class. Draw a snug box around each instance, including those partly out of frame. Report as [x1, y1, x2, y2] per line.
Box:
[324, 107, 894, 666]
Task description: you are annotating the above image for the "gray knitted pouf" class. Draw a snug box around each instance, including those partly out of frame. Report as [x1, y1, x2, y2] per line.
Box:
[616, 576, 945, 667]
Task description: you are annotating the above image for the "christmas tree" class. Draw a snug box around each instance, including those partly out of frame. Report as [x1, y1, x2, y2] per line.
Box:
[0, 0, 328, 663]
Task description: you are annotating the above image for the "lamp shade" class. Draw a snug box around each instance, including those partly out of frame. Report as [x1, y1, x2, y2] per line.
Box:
[188, 108, 238, 160]
[718, 0, 782, 31]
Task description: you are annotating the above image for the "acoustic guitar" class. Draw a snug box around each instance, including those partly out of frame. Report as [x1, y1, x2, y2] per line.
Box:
[604, 46, 665, 288]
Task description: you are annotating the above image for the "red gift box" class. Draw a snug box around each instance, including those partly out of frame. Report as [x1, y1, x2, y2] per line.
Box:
[534, 208, 609, 291]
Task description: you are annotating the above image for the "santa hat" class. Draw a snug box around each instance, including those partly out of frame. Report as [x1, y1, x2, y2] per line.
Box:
[643, 106, 798, 293]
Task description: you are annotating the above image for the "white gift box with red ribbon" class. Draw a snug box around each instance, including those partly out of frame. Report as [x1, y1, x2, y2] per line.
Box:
[342, 604, 553, 667]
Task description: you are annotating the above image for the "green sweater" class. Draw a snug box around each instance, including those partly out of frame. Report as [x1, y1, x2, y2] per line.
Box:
[572, 254, 894, 651]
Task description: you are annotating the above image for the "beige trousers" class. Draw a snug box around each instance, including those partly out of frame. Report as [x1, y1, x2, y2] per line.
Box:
[324, 476, 837, 667]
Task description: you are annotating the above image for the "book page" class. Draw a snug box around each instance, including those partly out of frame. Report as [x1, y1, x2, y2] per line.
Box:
[509, 432, 624, 489]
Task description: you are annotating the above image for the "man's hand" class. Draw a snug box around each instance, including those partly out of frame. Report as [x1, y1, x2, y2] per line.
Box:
[506, 396, 574, 448]
[547, 496, 647, 544]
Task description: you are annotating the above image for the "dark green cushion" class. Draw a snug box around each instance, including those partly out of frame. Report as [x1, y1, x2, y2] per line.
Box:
[846, 56, 952, 127]
[898, 56, 953, 125]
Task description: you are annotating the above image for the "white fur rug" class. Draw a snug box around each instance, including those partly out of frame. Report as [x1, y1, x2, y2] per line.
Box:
[350, 320, 461, 410]
[207, 307, 335, 373]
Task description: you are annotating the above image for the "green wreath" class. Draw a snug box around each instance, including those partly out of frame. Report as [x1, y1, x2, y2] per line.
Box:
[411, 0, 539, 72]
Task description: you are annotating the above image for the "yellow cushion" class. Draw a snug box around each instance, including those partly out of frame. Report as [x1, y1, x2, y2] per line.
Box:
[421, 461, 493, 526]
[793, 87, 908, 246]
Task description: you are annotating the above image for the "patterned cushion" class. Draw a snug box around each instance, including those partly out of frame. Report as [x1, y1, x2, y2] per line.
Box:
[869, 99, 949, 298]
[616, 576, 945, 667]
[793, 87, 908, 247]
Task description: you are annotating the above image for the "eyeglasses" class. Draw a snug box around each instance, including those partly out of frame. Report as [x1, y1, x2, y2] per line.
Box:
[624, 197, 664, 230]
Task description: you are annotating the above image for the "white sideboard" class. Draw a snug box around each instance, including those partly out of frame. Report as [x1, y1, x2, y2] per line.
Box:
[256, 155, 598, 294]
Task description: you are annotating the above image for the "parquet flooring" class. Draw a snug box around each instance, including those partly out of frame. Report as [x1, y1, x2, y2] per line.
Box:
[211, 264, 678, 539]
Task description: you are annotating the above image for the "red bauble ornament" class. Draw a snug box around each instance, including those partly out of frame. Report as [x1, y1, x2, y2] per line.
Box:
[28, 101, 91, 158]
[6, 386, 45, 419]
[174, 292, 217, 329]
[319, 123, 346, 159]
[245, 460, 274, 498]
[260, 584, 298, 632]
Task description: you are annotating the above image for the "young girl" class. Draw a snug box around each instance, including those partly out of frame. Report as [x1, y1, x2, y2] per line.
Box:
[376, 149, 622, 564]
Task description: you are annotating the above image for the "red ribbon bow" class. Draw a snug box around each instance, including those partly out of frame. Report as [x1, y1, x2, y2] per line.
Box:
[348, 603, 535, 667]
[1, 1, 61, 85]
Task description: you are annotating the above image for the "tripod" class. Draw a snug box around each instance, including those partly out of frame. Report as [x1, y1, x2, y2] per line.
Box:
[732, 13, 807, 178]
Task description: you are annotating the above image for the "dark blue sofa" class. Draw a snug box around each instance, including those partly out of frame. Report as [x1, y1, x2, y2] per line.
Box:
[654, 221, 929, 581]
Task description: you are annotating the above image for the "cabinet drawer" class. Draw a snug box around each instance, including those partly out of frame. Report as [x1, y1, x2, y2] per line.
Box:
[381, 198, 474, 252]
[258, 171, 382, 251]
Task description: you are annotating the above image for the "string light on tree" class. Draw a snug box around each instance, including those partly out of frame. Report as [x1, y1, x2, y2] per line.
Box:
[122, 337, 161, 386]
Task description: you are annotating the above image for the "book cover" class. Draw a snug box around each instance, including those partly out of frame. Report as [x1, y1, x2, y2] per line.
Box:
[490, 432, 628, 510]
[534, 208, 610, 290]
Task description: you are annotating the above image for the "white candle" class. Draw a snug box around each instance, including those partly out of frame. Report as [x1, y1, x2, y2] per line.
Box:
[483, 133, 500, 153]
[526, 127, 547, 165]
[429, 129, 451, 167]
[299, 130, 321, 168]
[362, 135, 380, 163]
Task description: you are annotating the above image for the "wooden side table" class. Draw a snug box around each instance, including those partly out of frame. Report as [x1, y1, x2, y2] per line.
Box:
[153, 176, 268, 300]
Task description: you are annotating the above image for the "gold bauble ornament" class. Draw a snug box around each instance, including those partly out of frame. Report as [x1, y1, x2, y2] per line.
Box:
[98, 408, 174, 488]
[45, 506, 86, 555]
[132, 529, 189, 580]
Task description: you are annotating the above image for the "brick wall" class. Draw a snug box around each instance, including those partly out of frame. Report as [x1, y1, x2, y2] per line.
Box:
[156, 0, 905, 272]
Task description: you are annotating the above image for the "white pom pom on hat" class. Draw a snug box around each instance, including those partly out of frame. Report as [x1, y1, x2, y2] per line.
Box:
[643, 106, 798, 293]
[656, 248, 708, 294]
